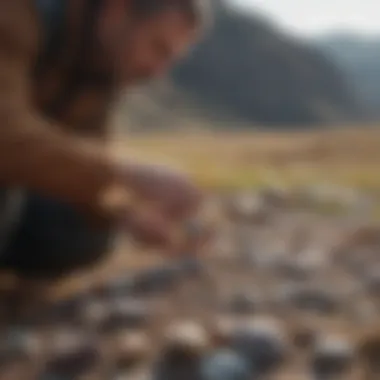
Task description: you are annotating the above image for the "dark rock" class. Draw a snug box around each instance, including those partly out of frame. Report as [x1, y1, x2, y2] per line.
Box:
[200, 349, 251, 380]
[92, 277, 136, 299]
[45, 292, 92, 326]
[278, 284, 339, 315]
[358, 333, 380, 374]
[223, 291, 263, 315]
[274, 257, 317, 281]
[291, 325, 317, 350]
[310, 335, 355, 377]
[0, 327, 42, 363]
[42, 331, 101, 378]
[99, 299, 151, 334]
[230, 318, 287, 375]
[130, 266, 183, 296]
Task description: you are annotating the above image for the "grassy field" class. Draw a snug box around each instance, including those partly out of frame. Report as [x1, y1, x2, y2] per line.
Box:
[112, 126, 380, 192]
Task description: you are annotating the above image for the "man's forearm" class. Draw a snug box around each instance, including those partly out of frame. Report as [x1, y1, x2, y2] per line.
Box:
[0, 109, 129, 221]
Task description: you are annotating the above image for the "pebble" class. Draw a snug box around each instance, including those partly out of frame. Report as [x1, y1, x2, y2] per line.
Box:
[111, 331, 152, 371]
[363, 267, 380, 297]
[42, 330, 101, 378]
[223, 291, 263, 315]
[0, 327, 42, 362]
[99, 299, 152, 334]
[130, 266, 185, 296]
[358, 333, 380, 374]
[162, 321, 211, 358]
[277, 284, 339, 315]
[153, 321, 209, 380]
[230, 317, 287, 375]
[310, 334, 355, 377]
[224, 192, 268, 223]
[200, 349, 251, 380]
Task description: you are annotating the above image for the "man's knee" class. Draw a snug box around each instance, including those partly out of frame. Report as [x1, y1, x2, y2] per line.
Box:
[1, 193, 117, 279]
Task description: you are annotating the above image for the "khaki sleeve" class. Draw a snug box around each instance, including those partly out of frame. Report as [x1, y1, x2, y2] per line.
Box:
[0, 1, 129, 222]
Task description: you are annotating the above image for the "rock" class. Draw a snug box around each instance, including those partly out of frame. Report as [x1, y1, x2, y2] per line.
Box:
[92, 277, 136, 299]
[99, 299, 151, 334]
[358, 332, 380, 374]
[162, 321, 211, 358]
[0, 327, 42, 360]
[81, 300, 110, 327]
[171, 258, 204, 278]
[223, 291, 263, 315]
[111, 331, 152, 371]
[0, 327, 43, 376]
[224, 192, 269, 224]
[43, 330, 101, 378]
[230, 317, 287, 375]
[291, 324, 317, 350]
[200, 349, 251, 380]
[131, 266, 184, 296]
[46, 292, 92, 326]
[210, 316, 238, 347]
[310, 334, 355, 377]
[277, 284, 339, 315]
[363, 266, 380, 296]
[259, 186, 290, 209]
[274, 257, 313, 281]
[154, 321, 210, 380]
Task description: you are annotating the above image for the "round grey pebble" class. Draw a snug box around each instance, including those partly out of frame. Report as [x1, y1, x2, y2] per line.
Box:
[200, 349, 251, 380]
[230, 317, 287, 375]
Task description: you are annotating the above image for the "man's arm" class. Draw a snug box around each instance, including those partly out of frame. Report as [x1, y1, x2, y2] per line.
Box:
[0, 1, 128, 222]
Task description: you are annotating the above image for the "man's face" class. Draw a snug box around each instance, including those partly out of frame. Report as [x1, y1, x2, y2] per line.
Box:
[99, 2, 199, 85]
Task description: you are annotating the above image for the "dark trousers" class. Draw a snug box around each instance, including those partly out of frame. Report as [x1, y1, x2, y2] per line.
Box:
[0, 189, 115, 280]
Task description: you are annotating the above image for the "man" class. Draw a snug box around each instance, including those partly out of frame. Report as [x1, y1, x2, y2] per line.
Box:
[0, 0, 211, 280]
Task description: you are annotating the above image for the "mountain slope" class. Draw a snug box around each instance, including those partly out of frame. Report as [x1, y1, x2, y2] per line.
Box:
[315, 33, 380, 119]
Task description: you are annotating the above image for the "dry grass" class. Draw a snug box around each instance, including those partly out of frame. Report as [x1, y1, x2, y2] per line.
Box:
[112, 126, 380, 191]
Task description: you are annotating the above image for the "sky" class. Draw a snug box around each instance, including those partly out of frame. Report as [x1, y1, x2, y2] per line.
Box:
[228, 0, 380, 37]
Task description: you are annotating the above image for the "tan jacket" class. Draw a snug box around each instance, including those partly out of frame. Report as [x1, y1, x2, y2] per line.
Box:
[0, 0, 126, 222]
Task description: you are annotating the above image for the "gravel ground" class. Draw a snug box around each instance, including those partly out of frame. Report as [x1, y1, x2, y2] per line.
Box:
[1, 187, 380, 379]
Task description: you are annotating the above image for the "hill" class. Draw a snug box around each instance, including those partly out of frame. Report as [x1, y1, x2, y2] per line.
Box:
[315, 33, 380, 119]
[120, 1, 364, 129]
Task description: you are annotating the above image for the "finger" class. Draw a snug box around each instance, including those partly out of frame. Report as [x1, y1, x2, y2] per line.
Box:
[161, 189, 204, 222]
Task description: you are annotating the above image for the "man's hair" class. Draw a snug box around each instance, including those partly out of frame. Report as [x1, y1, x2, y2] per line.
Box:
[130, 0, 212, 30]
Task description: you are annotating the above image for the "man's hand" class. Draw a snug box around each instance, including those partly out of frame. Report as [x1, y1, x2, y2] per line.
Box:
[120, 161, 203, 221]
[111, 160, 203, 249]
